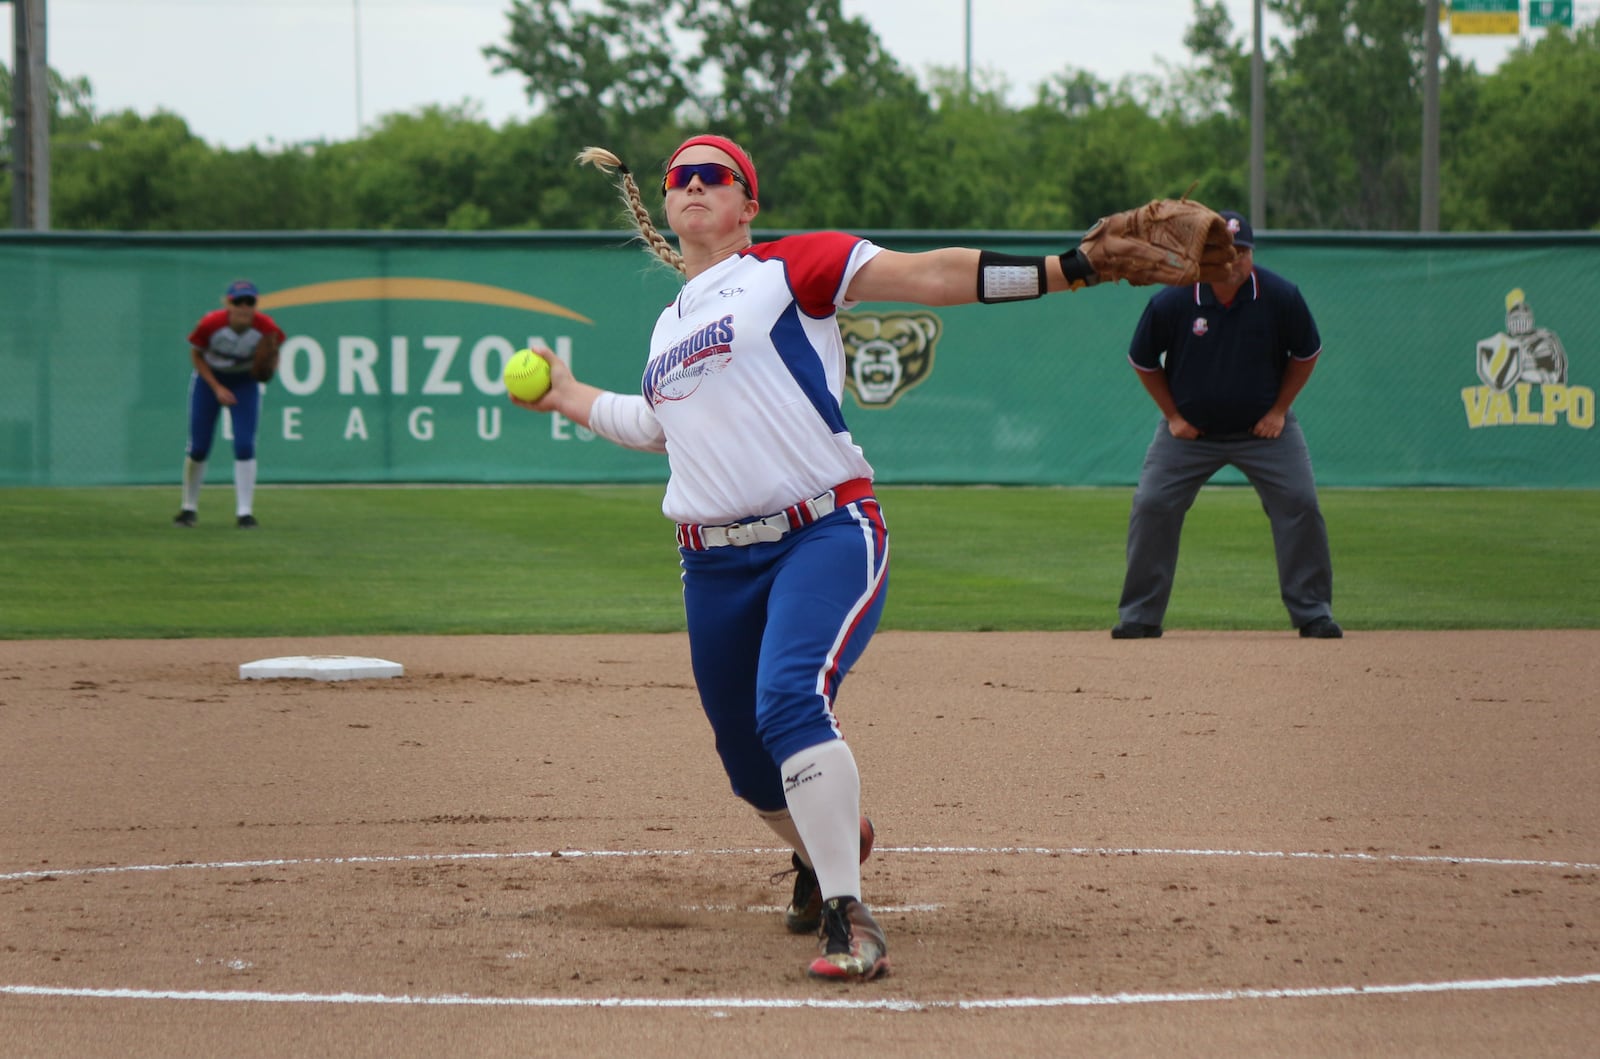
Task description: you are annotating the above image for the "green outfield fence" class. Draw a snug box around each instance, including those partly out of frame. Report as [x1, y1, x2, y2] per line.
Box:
[1, 230, 1596, 487]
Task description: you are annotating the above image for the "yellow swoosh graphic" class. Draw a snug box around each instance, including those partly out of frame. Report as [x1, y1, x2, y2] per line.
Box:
[258, 278, 593, 324]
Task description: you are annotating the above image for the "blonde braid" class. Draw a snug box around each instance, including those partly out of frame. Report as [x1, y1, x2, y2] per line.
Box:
[576, 146, 686, 277]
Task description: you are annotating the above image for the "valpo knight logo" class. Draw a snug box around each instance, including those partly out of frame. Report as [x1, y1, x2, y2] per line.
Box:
[1462, 287, 1593, 429]
[839, 311, 941, 408]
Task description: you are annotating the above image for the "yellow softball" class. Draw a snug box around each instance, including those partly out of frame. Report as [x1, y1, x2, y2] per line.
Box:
[504, 348, 552, 401]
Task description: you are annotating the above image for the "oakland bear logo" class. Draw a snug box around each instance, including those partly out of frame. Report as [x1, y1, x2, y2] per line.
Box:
[839, 311, 941, 408]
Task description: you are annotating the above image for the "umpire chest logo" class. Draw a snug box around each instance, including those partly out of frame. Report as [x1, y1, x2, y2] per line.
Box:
[1192, 317, 1210, 337]
[839, 311, 940, 409]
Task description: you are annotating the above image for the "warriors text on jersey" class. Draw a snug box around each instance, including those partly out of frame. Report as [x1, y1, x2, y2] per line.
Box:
[644, 232, 883, 525]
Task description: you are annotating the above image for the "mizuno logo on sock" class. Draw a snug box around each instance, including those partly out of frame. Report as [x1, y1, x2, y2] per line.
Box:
[783, 763, 821, 791]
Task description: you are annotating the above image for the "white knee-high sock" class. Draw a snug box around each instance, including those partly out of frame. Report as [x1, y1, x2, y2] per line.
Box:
[779, 739, 862, 902]
[181, 457, 206, 511]
[234, 458, 257, 517]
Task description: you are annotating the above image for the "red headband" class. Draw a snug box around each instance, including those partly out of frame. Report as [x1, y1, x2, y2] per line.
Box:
[668, 135, 759, 201]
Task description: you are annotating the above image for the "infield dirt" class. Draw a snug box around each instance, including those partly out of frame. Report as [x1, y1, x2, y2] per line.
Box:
[3, 631, 1597, 1057]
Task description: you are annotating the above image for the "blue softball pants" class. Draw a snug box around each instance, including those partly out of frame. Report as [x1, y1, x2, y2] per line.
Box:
[679, 495, 889, 814]
[186, 371, 261, 461]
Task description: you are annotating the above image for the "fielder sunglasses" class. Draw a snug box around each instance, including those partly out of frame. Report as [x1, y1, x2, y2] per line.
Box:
[661, 162, 749, 195]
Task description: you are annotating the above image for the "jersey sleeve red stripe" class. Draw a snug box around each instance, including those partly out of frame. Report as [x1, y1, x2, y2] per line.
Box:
[744, 232, 863, 318]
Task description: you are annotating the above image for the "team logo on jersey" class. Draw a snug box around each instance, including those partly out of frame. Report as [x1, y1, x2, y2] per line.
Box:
[1461, 288, 1593, 429]
[838, 311, 941, 408]
[646, 314, 736, 402]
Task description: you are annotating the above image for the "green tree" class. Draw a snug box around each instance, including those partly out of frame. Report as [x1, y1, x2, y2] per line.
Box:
[482, 0, 917, 221]
[1446, 23, 1600, 230]
[3, 63, 98, 217]
[334, 104, 502, 230]
[465, 113, 589, 230]
[484, 0, 688, 169]
[1260, 0, 1430, 228]
[678, 0, 918, 206]
[50, 110, 209, 229]
[776, 70, 1017, 231]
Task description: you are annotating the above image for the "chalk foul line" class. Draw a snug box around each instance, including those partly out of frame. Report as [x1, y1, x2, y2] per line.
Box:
[3, 844, 1597, 883]
[3, 973, 1598, 1012]
[4, 844, 1597, 1013]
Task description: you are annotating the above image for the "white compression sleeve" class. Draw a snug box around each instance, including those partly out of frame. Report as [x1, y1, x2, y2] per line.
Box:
[181, 457, 206, 511]
[233, 458, 256, 516]
[779, 740, 863, 902]
[588, 392, 668, 453]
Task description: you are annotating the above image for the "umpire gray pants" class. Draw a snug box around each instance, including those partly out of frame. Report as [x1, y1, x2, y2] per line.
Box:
[1117, 411, 1334, 629]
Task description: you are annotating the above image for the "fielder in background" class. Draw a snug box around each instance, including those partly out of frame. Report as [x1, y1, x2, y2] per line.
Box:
[1112, 211, 1342, 640]
[174, 279, 285, 529]
[509, 133, 1236, 982]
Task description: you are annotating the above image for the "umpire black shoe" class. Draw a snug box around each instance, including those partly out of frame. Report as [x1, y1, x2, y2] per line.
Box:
[173, 509, 197, 527]
[1299, 617, 1344, 639]
[236, 514, 259, 529]
[1111, 621, 1163, 639]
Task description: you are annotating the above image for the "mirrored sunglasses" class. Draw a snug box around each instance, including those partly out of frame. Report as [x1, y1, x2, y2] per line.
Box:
[661, 162, 748, 194]
[230, 296, 257, 307]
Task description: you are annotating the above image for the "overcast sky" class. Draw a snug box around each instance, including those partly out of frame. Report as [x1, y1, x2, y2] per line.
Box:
[5, 0, 1535, 150]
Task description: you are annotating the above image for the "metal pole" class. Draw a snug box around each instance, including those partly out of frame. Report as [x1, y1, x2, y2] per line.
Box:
[1249, 0, 1265, 227]
[1421, 0, 1441, 231]
[963, 0, 972, 95]
[9, 0, 24, 229]
[10, 0, 50, 230]
[353, 0, 365, 136]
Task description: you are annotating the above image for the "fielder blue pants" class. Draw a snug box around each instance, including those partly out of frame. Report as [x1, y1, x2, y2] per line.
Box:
[186, 370, 261, 462]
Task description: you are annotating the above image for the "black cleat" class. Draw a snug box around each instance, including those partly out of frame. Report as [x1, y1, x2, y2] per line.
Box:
[173, 509, 197, 528]
[780, 815, 876, 934]
[236, 514, 259, 528]
[1111, 621, 1163, 639]
[1299, 616, 1344, 638]
[783, 853, 822, 934]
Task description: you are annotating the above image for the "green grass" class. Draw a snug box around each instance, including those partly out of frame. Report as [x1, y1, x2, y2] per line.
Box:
[2, 486, 1597, 639]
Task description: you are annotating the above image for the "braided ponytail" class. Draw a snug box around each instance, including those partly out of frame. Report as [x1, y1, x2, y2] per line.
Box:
[576, 146, 686, 278]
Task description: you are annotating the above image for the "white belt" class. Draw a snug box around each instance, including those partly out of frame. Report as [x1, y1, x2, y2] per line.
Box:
[698, 512, 794, 548]
[676, 478, 874, 551]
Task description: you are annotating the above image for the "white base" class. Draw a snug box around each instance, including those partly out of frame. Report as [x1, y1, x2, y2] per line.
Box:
[239, 655, 403, 681]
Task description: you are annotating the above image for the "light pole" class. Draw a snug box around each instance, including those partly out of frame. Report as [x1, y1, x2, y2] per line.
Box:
[9, 0, 50, 230]
[1421, 0, 1441, 231]
[1249, 0, 1265, 227]
[353, 0, 365, 136]
[964, 0, 972, 95]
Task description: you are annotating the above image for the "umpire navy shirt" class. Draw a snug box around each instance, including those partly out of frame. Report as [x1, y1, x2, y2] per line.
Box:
[1128, 265, 1322, 435]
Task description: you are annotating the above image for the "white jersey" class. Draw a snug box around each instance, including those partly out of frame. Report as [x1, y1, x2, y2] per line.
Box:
[643, 232, 882, 525]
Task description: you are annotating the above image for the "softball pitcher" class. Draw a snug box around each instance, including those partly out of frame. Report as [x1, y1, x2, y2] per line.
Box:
[511, 134, 1231, 981]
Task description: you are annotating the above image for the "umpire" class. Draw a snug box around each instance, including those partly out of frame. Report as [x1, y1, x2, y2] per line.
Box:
[1111, 211, 1342, 640]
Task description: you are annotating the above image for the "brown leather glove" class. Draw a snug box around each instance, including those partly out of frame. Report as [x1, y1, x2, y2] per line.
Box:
[1075, 197, 1238, 286]
[251, 334, 280, 383]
